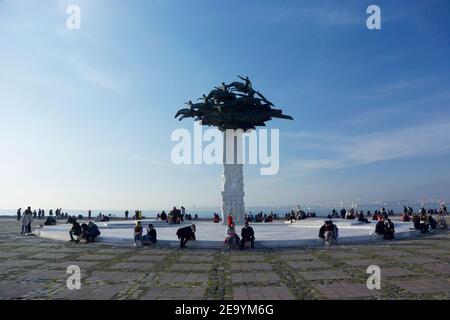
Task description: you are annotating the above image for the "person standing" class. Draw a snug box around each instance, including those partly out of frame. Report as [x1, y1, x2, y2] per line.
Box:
[143, 224, 157, 244]
[24, 207, 33, 233]
[17, 208, 22, 221]
[125, 210, 129, 220]
[227, 214, 233, 227]
[21, 212, 29, 234]
[88, 210, 91, 219]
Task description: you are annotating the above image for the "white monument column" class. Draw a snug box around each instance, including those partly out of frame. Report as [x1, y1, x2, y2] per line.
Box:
[221, 130, 245, 225]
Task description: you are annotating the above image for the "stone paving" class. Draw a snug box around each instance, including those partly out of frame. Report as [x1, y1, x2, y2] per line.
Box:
[0, 219, 449, 300]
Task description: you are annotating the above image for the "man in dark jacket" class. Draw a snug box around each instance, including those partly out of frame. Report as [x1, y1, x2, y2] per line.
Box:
[69, 222, 82, 242]
[176, 224, 196, 248]
[374, 218, 385, 236]
[240, 221, 255, 249]
[87, 222, 101, 243]
[144, 224, 157, 245]
[318, 220, 338, 245]
[383, 218, 395, 240]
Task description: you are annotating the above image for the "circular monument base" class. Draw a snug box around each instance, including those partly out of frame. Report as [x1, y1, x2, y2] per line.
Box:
[36, 218, 421, 248]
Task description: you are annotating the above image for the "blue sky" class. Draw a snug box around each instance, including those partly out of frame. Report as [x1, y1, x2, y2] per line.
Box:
[0, 0, 449, 210]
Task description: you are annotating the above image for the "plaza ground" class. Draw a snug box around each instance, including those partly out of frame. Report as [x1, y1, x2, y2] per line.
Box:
[0, 219, 449, 300]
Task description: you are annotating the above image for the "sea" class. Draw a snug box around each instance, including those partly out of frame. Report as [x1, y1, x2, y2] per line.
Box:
[0, 202, 444, 219]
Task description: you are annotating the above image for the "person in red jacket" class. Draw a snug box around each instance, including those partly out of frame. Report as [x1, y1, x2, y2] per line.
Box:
[227, 214, 233, 227]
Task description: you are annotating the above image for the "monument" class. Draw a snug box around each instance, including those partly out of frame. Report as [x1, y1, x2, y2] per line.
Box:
[175, 76, 293, 224]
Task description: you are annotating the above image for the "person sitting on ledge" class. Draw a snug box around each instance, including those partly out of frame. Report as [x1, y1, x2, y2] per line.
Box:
[401, 212, 411, 222]
[418, 213, 430, 233]
[374, 217, 385, 236]
[225, 222, 240, 248]
[176, 224, 196, 248]
[69, 222, 82, 242]
[86, 221, 101, 243]
[383, 218, 395, 240]
[240, 221, 255, 249]
[428, 213, 437, 231]
[143, 223, 157, 245]
[319, 220, 338, 245]
[134, 221, 143, 247]
[357, 211, 370, 223]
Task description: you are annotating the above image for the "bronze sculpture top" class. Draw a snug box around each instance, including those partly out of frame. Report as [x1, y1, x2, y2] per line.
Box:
[175, 76, 293, 131]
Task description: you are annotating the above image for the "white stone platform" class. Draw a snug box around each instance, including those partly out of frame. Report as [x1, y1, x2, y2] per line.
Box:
[36, 218, 420, 248]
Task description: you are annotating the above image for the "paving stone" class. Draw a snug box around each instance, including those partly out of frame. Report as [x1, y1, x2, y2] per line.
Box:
[76, 254, 115, 261]
[109, 262, 155, 270]
[0, 252, 23, 259]
[230, 255, 266, 262]
[17, 269, 68, 282]
[233, 286, 295, 300]
[96, 248, 131, 254]
[159, 273, 209, 284]
[52, 284, 130, 300]
[380, 267, 417, 277]
[178, 255, 215, 262]
[421, 264, 450, 275]
[277, 253, 317, 261]
[0, 282, 47, 299]
[231, 263, 273, 271]
[343, 259, 390, 267]
[398, 256, 440, 264]
[232, 272, 281, 284]
[315, 283, 383, 299]
[141, 286, 206, 300]
[87, 271, 147, 283]
[298, 270, 351, 280]
[287, 261, 329, 270]
[392, 278, 450, 294]
[127, 255, 166, 262]
[45, 261, 100, 270]
[29, 253, 71, 260]
[169, 263, 212, 271]
[0, 259, 47, 270]
[372, 250, 412, 257]
[326, 252, 367, 259]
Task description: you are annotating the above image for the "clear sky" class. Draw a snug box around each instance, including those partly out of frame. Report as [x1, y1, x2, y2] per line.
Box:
[1, 0, 449, 210]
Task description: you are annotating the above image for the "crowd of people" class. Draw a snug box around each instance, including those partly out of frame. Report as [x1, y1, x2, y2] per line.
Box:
[245, 212, 276, 223]
[16, 203, 448, 248]
[155, 206, 195, 224]
[286, 209, 316, 223]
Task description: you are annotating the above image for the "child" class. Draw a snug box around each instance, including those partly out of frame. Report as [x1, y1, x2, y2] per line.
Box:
[134, 221, 143, 247]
